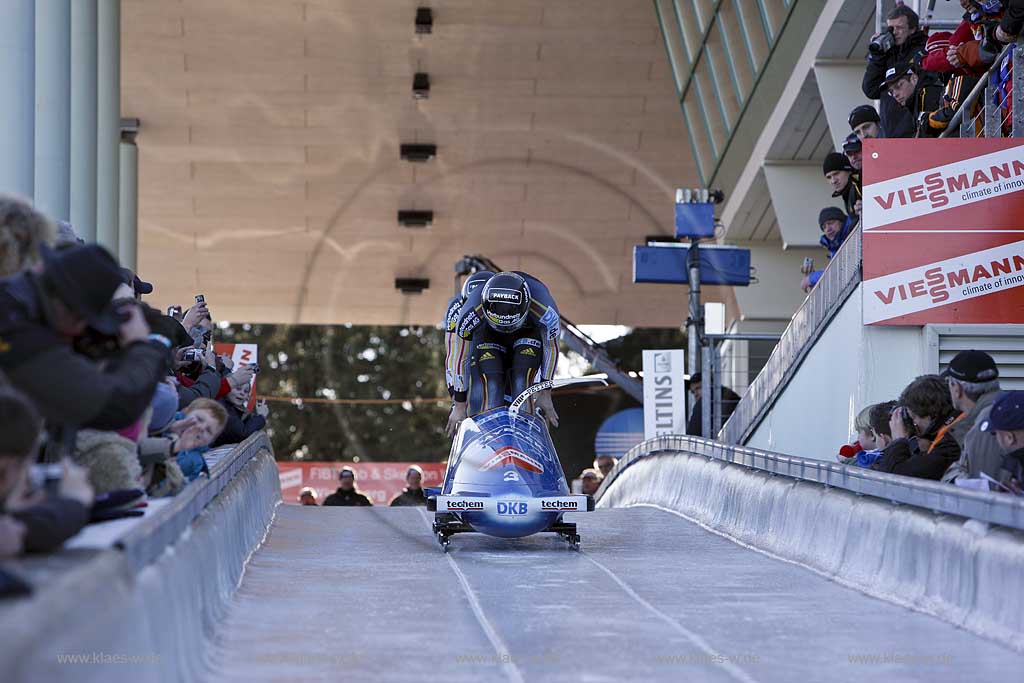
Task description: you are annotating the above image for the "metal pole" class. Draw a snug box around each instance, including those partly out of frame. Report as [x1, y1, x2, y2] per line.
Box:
[118, 135, 138, 271]
[96, 0, 121, 254]
[687, 237, 701, 384]
[875, 0, 883, 35]
[0, 0, 36, 200]
[712, 343, 723, 437]
[701, 344, 712, 439]
[1014, 38, 1024, 138]
[34, 0, 72, 221]
[70, 0, 98, 241]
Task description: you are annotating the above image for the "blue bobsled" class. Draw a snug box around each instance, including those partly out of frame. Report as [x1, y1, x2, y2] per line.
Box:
[427, 376, 606, 551]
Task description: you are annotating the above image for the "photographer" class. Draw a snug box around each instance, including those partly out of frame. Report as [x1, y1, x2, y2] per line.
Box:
[0, 241, 168, 433]
[172, 299, 255, 409]
[862, 5, 929, 139]
[874, 375, 963, 480]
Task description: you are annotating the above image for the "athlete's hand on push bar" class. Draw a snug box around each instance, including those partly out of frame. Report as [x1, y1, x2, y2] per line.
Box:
[446, 401, 468, 437]
[533, 389, 559, 429]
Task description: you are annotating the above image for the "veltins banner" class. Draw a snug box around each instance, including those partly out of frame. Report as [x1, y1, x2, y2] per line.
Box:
[862, 138, 1024, 325]
[641, 349, 686, 440]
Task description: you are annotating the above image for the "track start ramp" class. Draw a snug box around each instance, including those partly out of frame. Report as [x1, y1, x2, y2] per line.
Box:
[207, 506, 1023, 682]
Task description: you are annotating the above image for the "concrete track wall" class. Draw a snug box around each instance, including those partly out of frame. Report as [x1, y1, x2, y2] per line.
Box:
[599, 452, 1024, 652]
[1, 450, 280, 683]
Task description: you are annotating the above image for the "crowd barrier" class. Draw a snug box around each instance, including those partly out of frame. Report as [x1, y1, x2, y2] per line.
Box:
[0, 432, 281, 683]
[597, 435, 1024, 652]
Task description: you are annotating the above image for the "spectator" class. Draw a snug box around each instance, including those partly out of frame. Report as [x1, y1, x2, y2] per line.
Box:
[0, 238, 168, 434]
[801, 207, 855, 292]
[940, 350, 1003, 483]
[843, 133, 862, 171]
[838, 406, 875, 465]
[922, 30, 955, 74]
[174, 398, 228, 482]
[686, 372, 741, 437]
[322, 467, 373, 506]
[822, 153, 862, 220]
[0, 195, 55, 277]
[594, 455, 615, 479]
[875, 375, 963, 480]
[579, 468, 602, 496]
[298, 487, 319, 506]
[947, 2, 1008, 72]
[997, 0, 1024, 43]
[863, 4, 929, 139]
[849, 104, 884, 140]
[880, 64, 945, 138]
[979, 390, 1024, 494]
[213, 385, 268, 447]
[390, 466, 427, 506]
[858, 401, 899, 468]
[0, 385, 93, 554]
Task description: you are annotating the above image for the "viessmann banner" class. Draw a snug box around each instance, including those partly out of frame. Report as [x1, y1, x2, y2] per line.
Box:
[862, 139, 1024, 325]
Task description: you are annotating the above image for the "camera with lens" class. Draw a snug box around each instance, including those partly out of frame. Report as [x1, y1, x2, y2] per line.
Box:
[869, 27, 895, 57]
[889, 405, 917, 436]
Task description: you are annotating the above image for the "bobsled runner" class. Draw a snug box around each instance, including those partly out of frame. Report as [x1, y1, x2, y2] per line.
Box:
[427, 376, 607, 551]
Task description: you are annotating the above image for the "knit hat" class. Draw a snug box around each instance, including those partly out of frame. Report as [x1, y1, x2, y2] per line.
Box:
[926, 31, 951, 55]
[148, 382, 180, 433]
[848, 104, 880, 130]
[823, 153, 854, 176]
[818, 207, 847, 229]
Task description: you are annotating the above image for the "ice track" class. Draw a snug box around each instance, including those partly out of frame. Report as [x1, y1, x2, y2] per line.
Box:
[207, 506, 1023, 682]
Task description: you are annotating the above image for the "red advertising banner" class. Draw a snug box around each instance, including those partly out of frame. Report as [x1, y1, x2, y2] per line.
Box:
[862, 138, 1024, 325]
[277, 461, 447, 506]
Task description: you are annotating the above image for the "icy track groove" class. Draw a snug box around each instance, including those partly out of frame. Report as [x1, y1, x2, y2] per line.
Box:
[206, 506, 1023, 682]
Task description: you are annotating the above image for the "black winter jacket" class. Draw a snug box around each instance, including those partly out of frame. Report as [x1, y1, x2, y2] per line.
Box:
[389, 488, 428, 507]
[874, 412, 963, 480]
[322, 488, 373, 506]
[0, 272, 167, 431]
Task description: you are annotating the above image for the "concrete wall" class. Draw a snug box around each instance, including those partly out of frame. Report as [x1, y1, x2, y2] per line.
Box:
[746, 283, 926, 458]
[1, 451, 281, 683]
[600, 452, 1024, 653]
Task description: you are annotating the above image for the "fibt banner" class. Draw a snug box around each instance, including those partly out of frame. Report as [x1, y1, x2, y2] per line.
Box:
[862, 139, 1024, 325]
[641, 349, 686, 439]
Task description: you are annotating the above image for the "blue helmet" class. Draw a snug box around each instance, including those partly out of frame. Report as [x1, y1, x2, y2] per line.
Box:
[481, 272, 531, 333]
[461, 270, 494, 299]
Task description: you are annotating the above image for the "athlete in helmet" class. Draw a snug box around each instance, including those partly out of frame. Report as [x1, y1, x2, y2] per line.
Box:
[442, 270, 493, 399]
[445, 271, 560, 436]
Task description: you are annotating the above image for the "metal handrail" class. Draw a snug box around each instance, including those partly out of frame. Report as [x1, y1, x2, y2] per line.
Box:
[597, 433, 1024, 531]
[115, 431, 273, 572]
[939, 40, 1016, 138]
[720, 225, 862, 445]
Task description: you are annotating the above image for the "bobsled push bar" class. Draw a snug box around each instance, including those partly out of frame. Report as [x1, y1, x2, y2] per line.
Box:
[508, 375, 608, 418]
